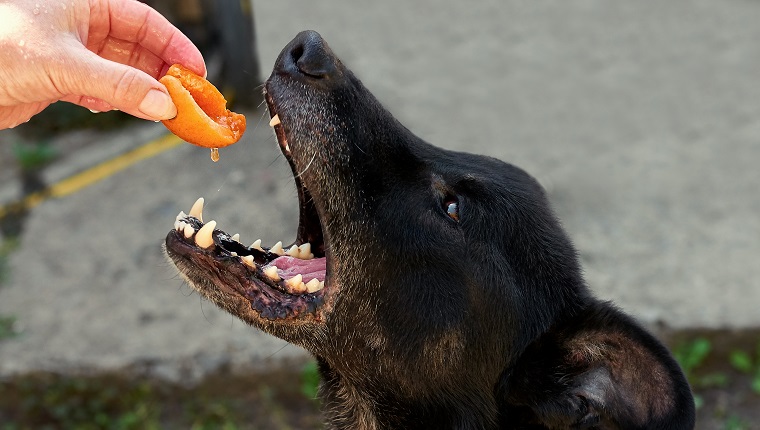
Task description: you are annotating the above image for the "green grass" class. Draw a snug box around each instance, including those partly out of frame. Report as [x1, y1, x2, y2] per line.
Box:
[672, 335, 760, 428]
[0, 367, 322, 430]
[729, 343, 760, 395]
[0, 239, 19, 341]
[11, 141, 58, 172]
[0, 316, 17, 341]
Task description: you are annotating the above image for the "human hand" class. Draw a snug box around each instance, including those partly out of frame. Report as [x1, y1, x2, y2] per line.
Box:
[0, 0, 206, 129]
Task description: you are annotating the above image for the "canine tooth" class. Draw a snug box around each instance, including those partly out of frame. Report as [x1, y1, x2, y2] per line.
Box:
[286, 245, 300, 257]
[298, 243, 313, 260]
[195, 220, 216, 249]
[270, 241, 285, 255]
[305, 278, 323, 293]
[269, 114, 280, 127]
[263, 266, 281, 281]
[189, 197, 204, 222]
[284, 274, 305, 293]
[241, 255, 255, 267]
[251, 239, 264, 251]
[183, 223, 195, 238]
[231, 233, 240, 243]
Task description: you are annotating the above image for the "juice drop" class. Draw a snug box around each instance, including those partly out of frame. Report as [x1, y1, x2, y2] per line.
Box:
[210, 148, 220, 162]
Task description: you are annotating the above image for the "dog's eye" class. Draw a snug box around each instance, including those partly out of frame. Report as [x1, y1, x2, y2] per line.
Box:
[444, 198, 460, 222]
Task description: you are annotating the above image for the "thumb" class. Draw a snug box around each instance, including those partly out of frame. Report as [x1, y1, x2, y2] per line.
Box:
[57, 50, 177, 121]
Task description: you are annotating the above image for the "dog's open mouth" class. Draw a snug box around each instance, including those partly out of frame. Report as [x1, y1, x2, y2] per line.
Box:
[164, 96, 330, 322]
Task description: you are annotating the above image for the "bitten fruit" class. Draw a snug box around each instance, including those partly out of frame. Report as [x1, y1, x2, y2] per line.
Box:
[159, 64, 246, 157]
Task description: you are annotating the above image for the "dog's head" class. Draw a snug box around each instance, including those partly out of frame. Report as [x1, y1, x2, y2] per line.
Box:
[166, 31, 694, 429]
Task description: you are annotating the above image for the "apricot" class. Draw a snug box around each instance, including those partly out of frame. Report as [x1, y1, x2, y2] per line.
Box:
[159, 64, 246, 156]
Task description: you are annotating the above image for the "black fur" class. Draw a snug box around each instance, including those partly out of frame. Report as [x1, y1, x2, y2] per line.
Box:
[165, 31, 695, 429]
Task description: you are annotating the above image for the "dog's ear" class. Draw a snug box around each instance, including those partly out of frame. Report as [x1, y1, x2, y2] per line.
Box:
[499, 303, 695, 429]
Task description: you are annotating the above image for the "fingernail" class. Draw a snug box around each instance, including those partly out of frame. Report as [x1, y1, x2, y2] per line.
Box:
[138, 89, 176, 120]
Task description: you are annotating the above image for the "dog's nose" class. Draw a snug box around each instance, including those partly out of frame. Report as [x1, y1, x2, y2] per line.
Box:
[275, 30, 339, 81]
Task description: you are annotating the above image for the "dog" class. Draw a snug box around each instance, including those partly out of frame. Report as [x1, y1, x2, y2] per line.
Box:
[165, 30, 695, 429]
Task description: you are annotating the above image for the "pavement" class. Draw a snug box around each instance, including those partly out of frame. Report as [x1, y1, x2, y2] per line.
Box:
[1, 0, 759, 380]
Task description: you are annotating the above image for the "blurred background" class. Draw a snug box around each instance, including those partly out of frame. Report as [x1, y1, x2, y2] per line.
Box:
[1, 0, 759, 428]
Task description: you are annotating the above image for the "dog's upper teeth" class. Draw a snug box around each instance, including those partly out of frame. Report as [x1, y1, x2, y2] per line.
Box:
[231, 233, 240, 243]
[195, 220, 216, 249]
[286, 245, 300, 257]
[251, 239, 264, 251]
[269, 114, 281, 127]
[189, 197, 204, 222]
[175, 211, 186, 222]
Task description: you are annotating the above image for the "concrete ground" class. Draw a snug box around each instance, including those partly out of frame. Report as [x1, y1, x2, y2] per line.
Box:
[1, 0, 759, 379]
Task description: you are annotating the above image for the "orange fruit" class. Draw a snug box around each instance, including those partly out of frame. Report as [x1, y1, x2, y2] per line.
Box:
[159, 64, 246, 150]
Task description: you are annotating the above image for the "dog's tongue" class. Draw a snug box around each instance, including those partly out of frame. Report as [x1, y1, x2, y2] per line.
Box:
[270, 256, 326, 283]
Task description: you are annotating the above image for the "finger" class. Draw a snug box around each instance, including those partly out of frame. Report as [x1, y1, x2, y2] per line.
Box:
[60, 95, 115, 114]
[95, 36, 165, 80]
[0, 103, 51, 130]
[56, 48, 177, 121]
[91, 0, 206, 77]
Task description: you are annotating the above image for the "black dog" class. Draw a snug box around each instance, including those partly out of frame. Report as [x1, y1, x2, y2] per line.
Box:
[165, 31, 695, 429]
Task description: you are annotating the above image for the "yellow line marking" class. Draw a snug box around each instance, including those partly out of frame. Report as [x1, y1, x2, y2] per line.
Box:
[0, 133, 183, 219]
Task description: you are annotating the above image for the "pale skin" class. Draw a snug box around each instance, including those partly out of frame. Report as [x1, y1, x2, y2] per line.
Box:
[0, 0, 206, 130]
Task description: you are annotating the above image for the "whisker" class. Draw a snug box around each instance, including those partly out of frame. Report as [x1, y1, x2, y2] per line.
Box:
[252, 104, 270, 134]
[199, 295, 212, 324]
[265, 343, 291, 360]
[293, 151, 318, 180]
[353, 140, 367, 155]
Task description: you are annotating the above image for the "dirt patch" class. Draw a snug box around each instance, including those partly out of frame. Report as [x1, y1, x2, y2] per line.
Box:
[0, 365, 322, 430]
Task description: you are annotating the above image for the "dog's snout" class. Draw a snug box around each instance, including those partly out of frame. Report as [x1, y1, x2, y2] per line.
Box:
[276, 30, 339, 81]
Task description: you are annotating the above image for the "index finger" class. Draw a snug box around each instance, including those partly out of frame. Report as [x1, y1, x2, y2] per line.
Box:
[93, 0, 206, 77]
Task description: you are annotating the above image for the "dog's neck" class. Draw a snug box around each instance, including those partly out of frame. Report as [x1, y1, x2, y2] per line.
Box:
[316, 357, 500, 430]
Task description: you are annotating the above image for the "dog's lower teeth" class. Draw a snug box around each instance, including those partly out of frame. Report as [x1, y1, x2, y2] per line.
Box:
[172, 198, 326, 295]
[189, 197, 204, 222]
[263, 265, 281, 281]
[285, 274, 304, 293]
[298, 243, 313, 260]
[270, 241, 285, 255]
[195, 220, 216, 249]
[305, 278, 323, 293]
[183, 223, 195, 238]
[269, 114, 281, 127]
[242, 255, 255, 268]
